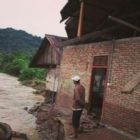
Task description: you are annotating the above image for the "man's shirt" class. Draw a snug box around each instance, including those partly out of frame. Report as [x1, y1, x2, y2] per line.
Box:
[73, 84, 85, 110]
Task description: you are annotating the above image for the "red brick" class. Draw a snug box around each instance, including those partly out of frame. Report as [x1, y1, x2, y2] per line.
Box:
[56, 37, 140, 137]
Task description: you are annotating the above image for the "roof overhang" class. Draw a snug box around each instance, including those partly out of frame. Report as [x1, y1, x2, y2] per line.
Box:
[60, 0, 140, 39]
[30, 35, 67, 68]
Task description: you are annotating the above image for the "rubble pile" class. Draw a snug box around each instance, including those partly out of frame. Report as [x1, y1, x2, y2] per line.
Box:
[80, 111, 99, 133]
[29, 90, 101, 140]
[29, 101, 65, 140]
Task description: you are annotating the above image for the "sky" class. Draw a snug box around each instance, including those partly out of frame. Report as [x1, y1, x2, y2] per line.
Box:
[0, 0, 67, 38]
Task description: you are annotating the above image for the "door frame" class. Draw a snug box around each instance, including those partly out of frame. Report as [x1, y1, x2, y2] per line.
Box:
[88, 56, 109, 120]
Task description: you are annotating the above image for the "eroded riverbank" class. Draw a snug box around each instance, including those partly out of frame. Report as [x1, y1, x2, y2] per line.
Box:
[0, 73, 44, 140]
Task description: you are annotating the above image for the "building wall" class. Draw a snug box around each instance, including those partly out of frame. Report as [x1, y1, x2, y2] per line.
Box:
[101, 38, 140, 137]
[56, 41, 112, 109]
[56, 37, 140, 136]
[46, 66, 60, 92]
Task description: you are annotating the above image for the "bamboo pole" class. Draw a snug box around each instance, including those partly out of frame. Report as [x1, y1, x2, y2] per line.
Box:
[77, 0, 84, 37]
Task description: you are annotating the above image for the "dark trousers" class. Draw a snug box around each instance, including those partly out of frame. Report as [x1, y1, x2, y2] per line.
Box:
[72, 110, 82, 129]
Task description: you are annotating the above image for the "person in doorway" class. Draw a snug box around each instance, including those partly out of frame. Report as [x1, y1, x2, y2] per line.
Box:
[70, 75, 85, 139]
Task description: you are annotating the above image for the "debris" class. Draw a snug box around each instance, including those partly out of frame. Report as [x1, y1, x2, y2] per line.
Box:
[0, 122, 12, 140]
[12, 131, 28, 139]
[29, 90, 64, 140]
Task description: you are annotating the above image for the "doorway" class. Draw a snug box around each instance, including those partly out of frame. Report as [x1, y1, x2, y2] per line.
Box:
[89, 56, 108, 119]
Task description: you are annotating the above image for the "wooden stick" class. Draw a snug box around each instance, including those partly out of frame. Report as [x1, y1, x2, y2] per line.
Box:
[77, 0, 84, 37]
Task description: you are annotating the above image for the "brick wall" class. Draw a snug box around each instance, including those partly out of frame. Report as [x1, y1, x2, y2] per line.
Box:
[102, 37, 140, 137]
[56, 37, 140, 136]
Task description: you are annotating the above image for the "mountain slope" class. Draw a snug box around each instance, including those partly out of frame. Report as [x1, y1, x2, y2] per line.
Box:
[0, 28, 42, 53]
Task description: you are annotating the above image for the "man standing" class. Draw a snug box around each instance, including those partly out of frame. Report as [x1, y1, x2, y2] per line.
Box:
[70, 75, 85, 139]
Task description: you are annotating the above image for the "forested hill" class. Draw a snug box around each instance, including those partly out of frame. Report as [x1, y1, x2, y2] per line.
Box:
[0, 28, 42, 53]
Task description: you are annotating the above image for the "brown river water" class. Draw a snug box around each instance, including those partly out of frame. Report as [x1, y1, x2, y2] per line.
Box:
[0, 73, 44, 140]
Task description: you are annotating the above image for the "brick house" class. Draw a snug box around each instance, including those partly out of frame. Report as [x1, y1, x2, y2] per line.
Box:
[30, 0, 140, 137]
[56, 37, 140, 137]
[55, 0, 140, 137]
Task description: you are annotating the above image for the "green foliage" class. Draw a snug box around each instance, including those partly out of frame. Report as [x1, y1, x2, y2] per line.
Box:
[0, 28, 45, 82]
[0, 52, 47, 81]
[19, 67, 46, 81]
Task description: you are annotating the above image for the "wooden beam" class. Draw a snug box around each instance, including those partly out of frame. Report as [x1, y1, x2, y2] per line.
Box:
[59, 25, 121, 47]
[100, 34, 112, 40]
[108, 15, 140, 32]
[77, 0, 84, 37]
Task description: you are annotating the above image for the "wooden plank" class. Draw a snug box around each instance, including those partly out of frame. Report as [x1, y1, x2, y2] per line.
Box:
[60, 25, 120, 47]
[122, 73, 140, 93]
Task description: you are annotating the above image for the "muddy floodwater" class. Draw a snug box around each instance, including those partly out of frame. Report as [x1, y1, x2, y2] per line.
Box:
[0, 73, 44, 140]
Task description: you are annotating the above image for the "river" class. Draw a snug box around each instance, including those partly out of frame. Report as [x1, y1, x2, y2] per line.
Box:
[0, 73, 44, 140]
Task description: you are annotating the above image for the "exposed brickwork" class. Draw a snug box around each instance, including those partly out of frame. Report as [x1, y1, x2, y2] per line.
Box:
[102, 101, 140, 137]
[56, 37, 140, 137]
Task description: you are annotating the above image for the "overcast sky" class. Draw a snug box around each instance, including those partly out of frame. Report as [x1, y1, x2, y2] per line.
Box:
[0, 0, 67, 37]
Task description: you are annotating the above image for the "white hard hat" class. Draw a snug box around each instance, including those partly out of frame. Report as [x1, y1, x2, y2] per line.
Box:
[71, 75, 80, 81]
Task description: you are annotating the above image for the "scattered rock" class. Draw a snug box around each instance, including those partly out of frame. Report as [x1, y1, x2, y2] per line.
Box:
[0, 122, 12, 140]
[36, 102, 41, 105]
[24, 107, 28, 111]
[12, 131, 28, 139]
[0, 128, 7, 140]
[0, 122, 29, 140]
[80, 111, 100, 132]
[28, 105, 40, 114]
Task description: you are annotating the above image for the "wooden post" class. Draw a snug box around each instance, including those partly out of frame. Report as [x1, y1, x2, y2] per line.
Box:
[77, 0, 84, 37]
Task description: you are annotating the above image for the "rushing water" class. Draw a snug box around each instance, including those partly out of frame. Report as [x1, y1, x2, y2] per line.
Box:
[0, 73, 44, 140]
